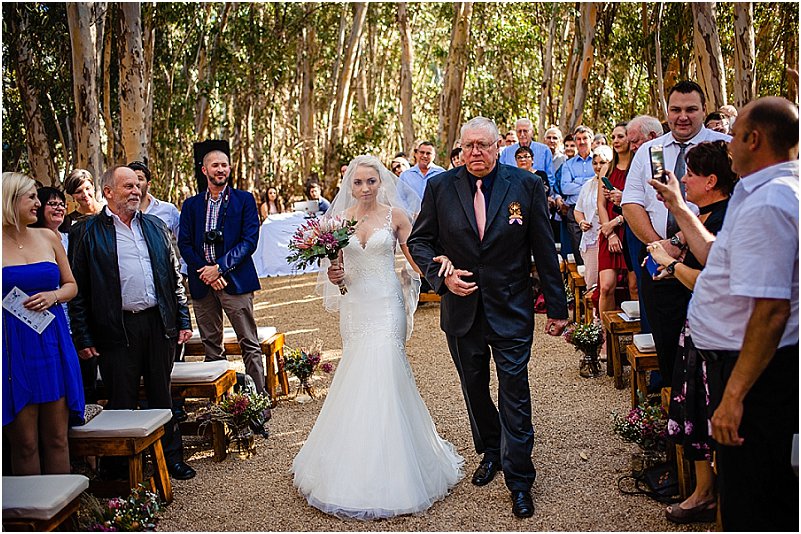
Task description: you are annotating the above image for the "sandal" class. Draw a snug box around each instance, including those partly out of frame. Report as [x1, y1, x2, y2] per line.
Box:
[665, 500, 716, 524]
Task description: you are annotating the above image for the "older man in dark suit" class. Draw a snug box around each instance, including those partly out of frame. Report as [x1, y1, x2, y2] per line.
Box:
[408, 117, 568, 518]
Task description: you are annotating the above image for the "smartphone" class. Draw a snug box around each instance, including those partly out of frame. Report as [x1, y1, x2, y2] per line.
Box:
[649, 145, 667, 184]
[601, 176, 615, 190]
[645, 254, 661, 277]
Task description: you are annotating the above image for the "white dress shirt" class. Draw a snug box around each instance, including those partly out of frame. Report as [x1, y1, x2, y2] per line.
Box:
[575, 178, 600, 252]
[688, 160, 799, 351]
[107, 206, 159, 312]
[143, 194, 180, 239]
[622, 126, 730, 238]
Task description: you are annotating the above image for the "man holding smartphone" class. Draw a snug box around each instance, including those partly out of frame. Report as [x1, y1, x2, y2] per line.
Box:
[621, 81, 729, 387]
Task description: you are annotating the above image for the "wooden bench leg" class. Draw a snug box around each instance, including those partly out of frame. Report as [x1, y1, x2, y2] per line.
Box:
[212, 420, 227, 462]
[150, 439, 173, 505]
[128, 453, 144, 492]
[612, 337, 625, 389]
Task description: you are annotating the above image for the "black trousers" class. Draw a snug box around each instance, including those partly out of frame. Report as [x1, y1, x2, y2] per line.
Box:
[638, 244, 691, 387]
[97, 307, 183, 465]
[563, 206, 584, 266]
[705, 344, 799, 532]
[445, 302, 536, 492]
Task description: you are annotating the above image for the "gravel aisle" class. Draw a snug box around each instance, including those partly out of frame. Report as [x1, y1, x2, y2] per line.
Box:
[158, 274, 711, 532]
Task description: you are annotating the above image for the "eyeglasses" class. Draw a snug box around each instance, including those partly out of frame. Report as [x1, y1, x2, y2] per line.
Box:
[391, 166, 401, 173]
[46, 201, 67, 209]
[515, 154, 533, 161]
[462, 141, 495, 152]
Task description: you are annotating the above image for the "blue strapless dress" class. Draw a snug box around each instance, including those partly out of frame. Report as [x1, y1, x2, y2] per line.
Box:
[2, 262, 85, 426]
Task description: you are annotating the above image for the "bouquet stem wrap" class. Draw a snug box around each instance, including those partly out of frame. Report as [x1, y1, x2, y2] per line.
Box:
[329, 254, 347, 295]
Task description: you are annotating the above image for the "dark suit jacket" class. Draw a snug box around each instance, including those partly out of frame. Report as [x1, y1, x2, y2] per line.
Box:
[408, 163, 568, 338]
[178, 186, 261, 300]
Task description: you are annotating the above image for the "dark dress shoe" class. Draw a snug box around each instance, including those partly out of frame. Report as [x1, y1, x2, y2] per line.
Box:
[511, 490, 534, 518]
[168, 461, 196, 480]
[471, 459, 500, 486]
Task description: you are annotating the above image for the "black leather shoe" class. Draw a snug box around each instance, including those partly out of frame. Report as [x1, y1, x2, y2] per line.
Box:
[471, 459, 500, 486]
[511, 490, 534, 518]
[168, 461, 196, 480]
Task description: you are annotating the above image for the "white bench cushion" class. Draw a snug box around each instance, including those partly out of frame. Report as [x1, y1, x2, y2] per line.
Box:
[577, 265, 586, 277]
[3, 475, 89, 520]
[68, 409, 172, 439]
[567, 253, 576, 263]
[621, 300, 640, 319]
[187, 326, 277, 345]
[171, 361, 230, 383]
[633, 333, 656, 352]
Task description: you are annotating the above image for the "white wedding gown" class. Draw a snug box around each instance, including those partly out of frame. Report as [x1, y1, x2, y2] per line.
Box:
[292, 213, 464, 520]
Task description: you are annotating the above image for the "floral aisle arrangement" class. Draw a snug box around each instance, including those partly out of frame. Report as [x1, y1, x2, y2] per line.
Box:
[202, 391, 272, 458]
[286, 215, 357, 294]
[611, 391, 668, 452]
[563, 321, 605, 378]
[79, 484, 161, 531]
[283, 342, 335, 399]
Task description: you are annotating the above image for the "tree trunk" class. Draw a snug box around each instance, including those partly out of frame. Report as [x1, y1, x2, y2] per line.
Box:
[101, 12, 115, 166]
[397, 2, 416, 155]
[10, 6, 58, 186]
[194, 2, 232, 139]
[566, 3, 599, 133]
[732, 3, 756, 108]
[558, 10, 581, 136]
[299, 4, 316, 180]
[692, 2, 727, 110]
[67, 2, 103, 180]
[538, 8, 558, 138]
[118, 2, 148, 163]
[437, 2, 473, 162]
[142, 2, 156, 154]
[654, 2, 668, 119]
[325, 2, 368, 180]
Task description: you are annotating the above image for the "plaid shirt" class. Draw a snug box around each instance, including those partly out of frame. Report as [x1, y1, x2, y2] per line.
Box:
[203, 186, 228, 263]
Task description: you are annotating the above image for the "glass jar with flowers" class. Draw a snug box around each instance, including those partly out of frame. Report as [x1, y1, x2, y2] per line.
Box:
[283, 342, 335, 400]
[78, 483, 162, 531]
[611, 391, 669, 472]
[563, 321, 605, 378]
[202, 391, 272, 458]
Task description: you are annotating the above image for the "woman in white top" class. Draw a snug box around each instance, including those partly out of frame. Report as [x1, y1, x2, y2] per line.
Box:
[573, 145, 613, 304]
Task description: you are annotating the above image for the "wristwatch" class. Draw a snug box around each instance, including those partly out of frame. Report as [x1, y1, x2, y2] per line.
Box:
[669, 234, 687, 250]
[666, 260, 680, 275]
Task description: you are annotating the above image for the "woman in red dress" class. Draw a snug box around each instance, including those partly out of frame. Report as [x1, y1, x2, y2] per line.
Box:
[596, 123, 638, 316]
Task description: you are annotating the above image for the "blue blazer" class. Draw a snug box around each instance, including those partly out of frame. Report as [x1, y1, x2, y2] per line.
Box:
[178, 186, 261, 299]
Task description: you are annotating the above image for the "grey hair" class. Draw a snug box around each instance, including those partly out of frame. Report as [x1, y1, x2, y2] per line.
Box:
[544, 127, 563, 140]
[515, 118, 533, 130]
[629, 115, 663, 139]
[574, 125, 595, 138]
[592, 145, 614, 162]
[460, 117, 500, 142]
[99, 165, 131, 195]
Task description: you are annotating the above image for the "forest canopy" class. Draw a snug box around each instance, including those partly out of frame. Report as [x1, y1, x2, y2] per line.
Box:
[2, 2, 798, 203]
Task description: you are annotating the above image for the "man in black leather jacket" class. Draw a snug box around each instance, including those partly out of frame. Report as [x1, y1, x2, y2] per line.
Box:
[69, 165, 196, 480]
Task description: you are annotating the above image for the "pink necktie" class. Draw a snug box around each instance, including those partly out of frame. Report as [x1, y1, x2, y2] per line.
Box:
[474, 179, 486, 241]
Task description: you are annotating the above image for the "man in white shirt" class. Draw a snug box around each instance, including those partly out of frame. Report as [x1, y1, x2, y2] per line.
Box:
[128, 160, 180, 239]
[621, 81, 729, 387]
[650, 96, 798, 532]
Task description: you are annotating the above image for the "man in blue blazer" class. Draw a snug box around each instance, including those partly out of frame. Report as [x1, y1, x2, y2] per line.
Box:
[178, 149, 265, 394]
[408, 117, 569, 519]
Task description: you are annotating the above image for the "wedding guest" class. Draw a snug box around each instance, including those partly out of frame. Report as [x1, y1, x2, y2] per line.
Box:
[3, 172, 84, 475]
[450, 147, 464, 168]
[592, 133, 608, 149]
[647, 140, 736, 524]
[390, 156, 411, 177]
[31, 187, 69, 251]
[306, 182, 331, 213]
[64, 169, 102, 226]
[260, 186, 285, 220]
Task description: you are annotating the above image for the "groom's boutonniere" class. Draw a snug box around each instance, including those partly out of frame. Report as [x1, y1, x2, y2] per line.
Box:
[508, 202, 523, 225]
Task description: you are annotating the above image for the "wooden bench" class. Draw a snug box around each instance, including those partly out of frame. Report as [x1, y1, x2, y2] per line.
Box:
[626, 344, 659, 408]
[2, 475, 88, 532]
[418, 292, 441, 303]
[601, 310, 641, 389]
[184, 326, 289, 402]
[569, 271, 586, 323]
[68, 409, 173, 505]
[661, 387, 694, 500]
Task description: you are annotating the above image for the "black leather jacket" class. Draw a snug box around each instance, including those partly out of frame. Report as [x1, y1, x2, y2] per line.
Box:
[68, 209, 191, 350]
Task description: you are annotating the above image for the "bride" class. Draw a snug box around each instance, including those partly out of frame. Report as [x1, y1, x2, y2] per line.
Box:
[291, 155, 464, 520]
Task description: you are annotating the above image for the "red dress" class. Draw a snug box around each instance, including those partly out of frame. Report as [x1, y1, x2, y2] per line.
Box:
[597, 166, 628, 271]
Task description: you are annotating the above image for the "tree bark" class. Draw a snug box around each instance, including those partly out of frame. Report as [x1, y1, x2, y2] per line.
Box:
[325, 2, 368, 180]
[654, 2, 668, 119]
[691, 2, 727, 110]
[437, 2, 473, 162]
[118, 2, 148, 163]
[67, 2, 103, 180]
[566, 2, 599, 133]
[142, 2, 156, 153]
[732, 3, 756, 108]
[397, 2, 416, 155]
[558, 9, 581, 136]
[194, 2, 232, 139]
[101, 11, 115, 166]
[538, 8, 558, 138]
[299, 4, 317, 180]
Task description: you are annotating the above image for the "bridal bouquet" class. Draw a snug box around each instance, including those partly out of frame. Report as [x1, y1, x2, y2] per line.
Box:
[286, 215, 357, 294]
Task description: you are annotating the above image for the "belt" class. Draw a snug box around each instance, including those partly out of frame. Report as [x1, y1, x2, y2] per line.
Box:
[122, 306, 159, 316]
[697, 348, 739, 362]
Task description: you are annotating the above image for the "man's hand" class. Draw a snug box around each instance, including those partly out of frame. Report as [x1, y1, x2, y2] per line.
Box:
[545, 318, 569, 336]
[210, 277, 227, 291]
[327, 253, 345, 285]
[177, 329, 193, 344]
[649, 170, 685, 212]
[444, 268, 477, 297]
[79, 347, 99, 360]
[711, 394, 745, 446]
[433, 255, 454, 277]
[198, 265, 221, 285]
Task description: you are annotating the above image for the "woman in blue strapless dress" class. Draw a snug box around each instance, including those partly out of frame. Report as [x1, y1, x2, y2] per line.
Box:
[2, 172, 84, 475]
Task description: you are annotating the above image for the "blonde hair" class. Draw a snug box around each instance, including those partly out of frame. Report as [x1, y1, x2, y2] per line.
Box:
[2, 172, 37, 229]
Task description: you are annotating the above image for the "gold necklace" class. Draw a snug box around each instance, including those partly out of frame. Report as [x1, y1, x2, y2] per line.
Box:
[4, 230, 24, 249]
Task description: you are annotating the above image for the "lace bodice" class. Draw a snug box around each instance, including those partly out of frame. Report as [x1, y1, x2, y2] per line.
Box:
[342, 208, 399, 291]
